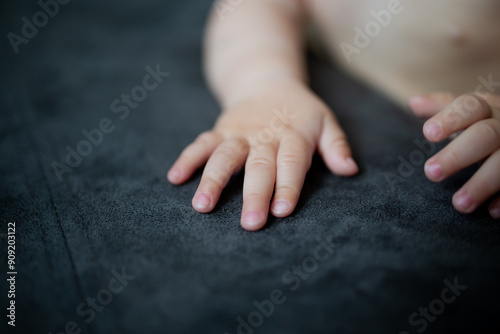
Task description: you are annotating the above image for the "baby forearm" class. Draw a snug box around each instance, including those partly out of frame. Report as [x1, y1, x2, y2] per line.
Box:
[204, 0, 308, 107]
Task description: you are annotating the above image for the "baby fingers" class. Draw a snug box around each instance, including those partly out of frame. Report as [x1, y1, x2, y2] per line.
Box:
[241, 143, 278, 231]
[168, 131, 223, 184]
[271, 134, 314, 218]
[425, 118, 500, 182]
[192, 138, 249, 213]
[423, 94, 492, 142]
[488, 197, 500, 219]
[452, 149, 500, 214]
[421, 93, 500, 218]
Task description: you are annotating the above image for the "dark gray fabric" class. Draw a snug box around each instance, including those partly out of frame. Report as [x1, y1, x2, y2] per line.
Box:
[1, 1, 499, 333]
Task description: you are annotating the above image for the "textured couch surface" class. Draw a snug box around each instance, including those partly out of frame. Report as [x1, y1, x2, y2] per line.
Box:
[1, 1, 499, 333]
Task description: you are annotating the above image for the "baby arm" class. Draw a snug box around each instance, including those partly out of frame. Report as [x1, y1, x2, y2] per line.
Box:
[168, 0, 358, 230]
[409, 92, 500, 219]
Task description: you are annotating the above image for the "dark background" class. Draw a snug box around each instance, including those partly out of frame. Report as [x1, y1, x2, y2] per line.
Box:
[1, 1, 499, 333]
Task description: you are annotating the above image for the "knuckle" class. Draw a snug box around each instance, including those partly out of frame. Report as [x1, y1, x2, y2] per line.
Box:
[287, 133, 312, 150]
[472, 119, 500, 144]
[247, 156, 274, 170]
[202, 174, 226, 190]
[196, 131, 215, 148]
[278, 153, 303, 170]
[457, 94, 490, 117]
[216, 145, 239, 159]
[231, 137, 250, 154]
[328, 135, 349, 150]
[243, 192, 263, 203]
[276, 184, 300, 198]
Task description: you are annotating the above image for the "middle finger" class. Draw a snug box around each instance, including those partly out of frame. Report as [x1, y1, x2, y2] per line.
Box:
[425, 118, 500, 182]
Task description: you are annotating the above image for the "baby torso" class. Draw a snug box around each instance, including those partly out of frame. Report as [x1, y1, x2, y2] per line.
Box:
[305, 0, 500, 105]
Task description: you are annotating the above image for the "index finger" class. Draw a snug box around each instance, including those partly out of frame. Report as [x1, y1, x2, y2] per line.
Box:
[423, 94, 492, 142]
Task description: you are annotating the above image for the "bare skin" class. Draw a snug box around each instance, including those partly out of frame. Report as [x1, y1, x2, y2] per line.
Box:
[168, 0, 500, 230]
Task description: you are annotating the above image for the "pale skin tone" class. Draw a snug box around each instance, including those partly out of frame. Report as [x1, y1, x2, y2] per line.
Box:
[168, 0, 500, 230]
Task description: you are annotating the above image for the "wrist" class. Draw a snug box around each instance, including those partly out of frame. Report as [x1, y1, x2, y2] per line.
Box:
[220, 72, 308, 109]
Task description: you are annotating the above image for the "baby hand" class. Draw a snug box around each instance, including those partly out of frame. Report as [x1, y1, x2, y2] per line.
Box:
[408, 92, 500, 219]
[168, 80, 358, 230]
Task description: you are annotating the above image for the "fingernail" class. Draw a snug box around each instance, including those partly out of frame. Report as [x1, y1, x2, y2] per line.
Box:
[425, 161, 443, 181]
[272, 200, 290, 215]
[194, 193, 210, 209]
[168, 168, 181, 181]
[490, 208, 500, 219]
[425, 120, 442, 140]
[242, 211, 263, 226]
[454, 193, 473, 212]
